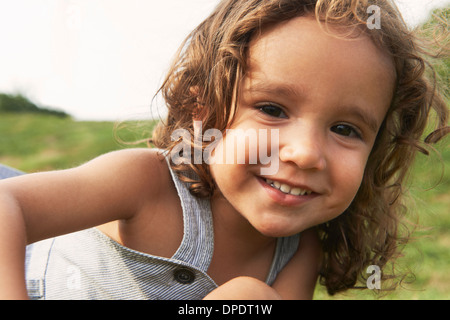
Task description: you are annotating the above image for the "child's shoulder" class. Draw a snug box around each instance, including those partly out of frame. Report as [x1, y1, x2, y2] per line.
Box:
[80, 147, 171, 202]
[87, 147, 167, 172]
[99, 147, 167, 170]
[80, 147, 178, 222]
[104, 146, 168, 176]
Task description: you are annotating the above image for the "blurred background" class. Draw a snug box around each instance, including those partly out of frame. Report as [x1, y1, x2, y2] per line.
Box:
[0, 0, 448, 121]
[0, 0, 449, 299]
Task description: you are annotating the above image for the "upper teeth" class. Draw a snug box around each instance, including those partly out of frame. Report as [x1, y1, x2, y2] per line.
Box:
[265, 179, 312, 196]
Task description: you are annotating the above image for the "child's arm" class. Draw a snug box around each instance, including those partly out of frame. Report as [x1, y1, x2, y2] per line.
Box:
[271, 228, 322, 299]
[203, 228, 321, 300]
[0, 148, 165, 299]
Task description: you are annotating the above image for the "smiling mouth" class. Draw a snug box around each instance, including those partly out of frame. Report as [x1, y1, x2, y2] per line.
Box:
[263, 178, 313, 196]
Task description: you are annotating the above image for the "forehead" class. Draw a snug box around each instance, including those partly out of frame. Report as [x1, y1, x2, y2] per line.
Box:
[247, 16, 395, 79]
[241, 16, 396, 122]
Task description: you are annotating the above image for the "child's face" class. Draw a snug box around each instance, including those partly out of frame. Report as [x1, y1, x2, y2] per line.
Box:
[209, 17, 395, 237]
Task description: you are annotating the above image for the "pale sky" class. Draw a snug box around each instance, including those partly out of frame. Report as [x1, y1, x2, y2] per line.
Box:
[0, 0, 448, 121]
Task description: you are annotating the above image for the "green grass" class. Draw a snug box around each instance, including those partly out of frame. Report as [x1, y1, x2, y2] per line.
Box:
[0, 113, 156, 172]
[0, 112, 448, 299]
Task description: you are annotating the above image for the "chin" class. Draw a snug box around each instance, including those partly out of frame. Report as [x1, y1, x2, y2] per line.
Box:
[253, 217, 304, 238]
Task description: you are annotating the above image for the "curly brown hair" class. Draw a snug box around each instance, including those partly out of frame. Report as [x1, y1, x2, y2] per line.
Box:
[151, 0, 449, 295]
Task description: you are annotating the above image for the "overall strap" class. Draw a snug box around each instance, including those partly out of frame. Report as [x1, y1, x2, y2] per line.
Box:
[165, 156, 215, 273]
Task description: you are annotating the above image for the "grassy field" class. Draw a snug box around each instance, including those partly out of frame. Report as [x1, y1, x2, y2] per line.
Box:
[0, 112, 448, 299]
[0, 113, 155, 171]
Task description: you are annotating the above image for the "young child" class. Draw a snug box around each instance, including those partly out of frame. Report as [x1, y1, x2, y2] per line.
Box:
[0, 0, 448, 300]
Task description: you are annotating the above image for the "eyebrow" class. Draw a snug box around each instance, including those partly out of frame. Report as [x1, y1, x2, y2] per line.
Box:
[246, 81, 304, 100]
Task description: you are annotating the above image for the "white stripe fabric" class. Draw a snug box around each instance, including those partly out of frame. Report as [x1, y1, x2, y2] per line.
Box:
[20, 155, 301, 300]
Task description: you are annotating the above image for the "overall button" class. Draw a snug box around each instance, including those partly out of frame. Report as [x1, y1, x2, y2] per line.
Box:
[174, 268, 196, 284]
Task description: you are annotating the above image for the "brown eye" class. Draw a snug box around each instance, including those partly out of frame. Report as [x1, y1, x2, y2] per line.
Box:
[331, 124, 361, 139]
[258, 104, 288, 118]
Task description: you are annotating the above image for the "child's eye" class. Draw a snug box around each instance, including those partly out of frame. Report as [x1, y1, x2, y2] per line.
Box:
[331, 124, 362, 139]
[257, 104, 288, 119]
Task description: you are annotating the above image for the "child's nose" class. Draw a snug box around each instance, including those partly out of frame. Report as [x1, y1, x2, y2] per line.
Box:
[279, 128, 326, 171]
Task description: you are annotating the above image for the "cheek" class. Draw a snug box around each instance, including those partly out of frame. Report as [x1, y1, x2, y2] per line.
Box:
[331, 153, 368, 204]
[209, 140, 247, 192]
[209, 129, 262, 166]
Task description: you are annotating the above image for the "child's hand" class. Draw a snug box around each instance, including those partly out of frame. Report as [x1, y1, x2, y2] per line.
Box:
[203, 276, 282, 300]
